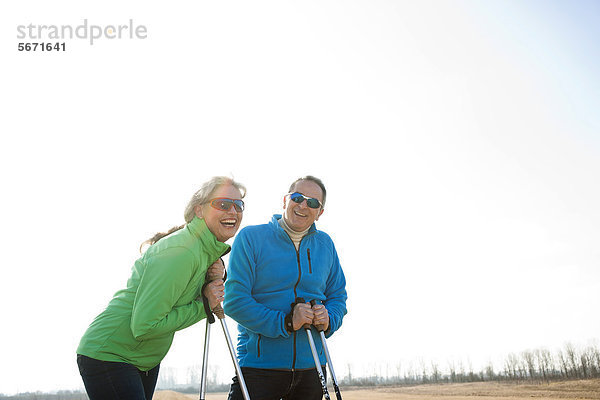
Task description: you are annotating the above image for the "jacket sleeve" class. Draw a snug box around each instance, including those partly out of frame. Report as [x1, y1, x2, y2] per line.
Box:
[130, 247, 207, 340]
[223, 229, 289, 338]
[323, 241, 347, 338]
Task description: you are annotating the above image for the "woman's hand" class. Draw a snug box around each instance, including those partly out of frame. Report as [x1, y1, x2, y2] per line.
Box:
[206, 259, 225, 281]
[202, 279, 224, 310]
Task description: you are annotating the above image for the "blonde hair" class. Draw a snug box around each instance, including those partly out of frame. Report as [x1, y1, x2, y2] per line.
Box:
[183, 176, 246, 223]
[140, 176, 246, 252]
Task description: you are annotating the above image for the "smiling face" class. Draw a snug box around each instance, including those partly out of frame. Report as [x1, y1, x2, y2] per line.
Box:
[283, 179, 324, 232]
[195, 184, 243, 242]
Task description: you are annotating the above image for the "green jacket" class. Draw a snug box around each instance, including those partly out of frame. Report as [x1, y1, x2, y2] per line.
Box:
[77, 217, 229, 370]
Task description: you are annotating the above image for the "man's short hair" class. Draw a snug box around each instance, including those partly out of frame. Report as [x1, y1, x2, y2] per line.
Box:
[288, 175, 327, 207]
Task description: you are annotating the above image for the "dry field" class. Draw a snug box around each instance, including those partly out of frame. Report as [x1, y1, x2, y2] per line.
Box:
[154, 379, 600, 400]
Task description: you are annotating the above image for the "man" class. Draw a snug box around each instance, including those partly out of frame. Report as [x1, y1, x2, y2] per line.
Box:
[224, 175, 347, 400]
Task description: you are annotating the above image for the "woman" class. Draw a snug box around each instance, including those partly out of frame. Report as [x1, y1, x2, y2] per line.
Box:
[77, 176, 246, 400]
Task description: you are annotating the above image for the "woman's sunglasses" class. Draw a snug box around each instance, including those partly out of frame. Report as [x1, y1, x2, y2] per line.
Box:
[210, 198, 245, 212]
[288, 192, 322, 209]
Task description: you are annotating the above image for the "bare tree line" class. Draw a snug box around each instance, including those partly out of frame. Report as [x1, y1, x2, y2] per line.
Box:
[0, 391, 87, 400]
[155, 364, 230, 393]
[3, 343, 599, 398]
[341, 342, 600, 386]
[501, 343, 600, 383]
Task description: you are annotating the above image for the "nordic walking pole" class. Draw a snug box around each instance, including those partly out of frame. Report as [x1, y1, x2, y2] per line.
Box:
[199, 265, 219, 400]
[200, 273, 215, 400]
[213, 303, 251, 400]
[296, 297, 331, 400]
[200, 259, 248, 400]
[311, 300, 342, 400]
[199, 318, 211, 400]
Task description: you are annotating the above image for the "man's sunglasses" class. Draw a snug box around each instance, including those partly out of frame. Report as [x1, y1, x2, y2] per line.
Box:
[288, 192, 322, 209]
[209, 198, 245, 212]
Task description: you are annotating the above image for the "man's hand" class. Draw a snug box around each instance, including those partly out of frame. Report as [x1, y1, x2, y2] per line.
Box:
[292, 302, 314, 331]
[206, 259, 225, 281]
[202, 279, 224, 310]
[312, 303, 329, 332]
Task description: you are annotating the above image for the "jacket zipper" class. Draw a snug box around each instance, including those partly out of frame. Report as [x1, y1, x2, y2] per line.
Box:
[282, 227, 313, 371]
[257, 334, 261, 357]
[293, 248, 302, 298]
[307, 248, 312, 273]
[292, 247, 302, 370]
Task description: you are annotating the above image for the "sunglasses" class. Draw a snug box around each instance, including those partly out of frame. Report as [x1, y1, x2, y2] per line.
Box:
[209, 198, 245, 212]
[288, 192, 322, 209]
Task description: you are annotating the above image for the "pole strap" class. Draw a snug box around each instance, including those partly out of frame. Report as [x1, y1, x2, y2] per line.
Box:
[202, 295, 216, 324]
[285, 297, 307, 332]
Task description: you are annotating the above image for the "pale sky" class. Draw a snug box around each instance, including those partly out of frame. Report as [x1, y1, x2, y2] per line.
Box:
[1, 0, 599, 395]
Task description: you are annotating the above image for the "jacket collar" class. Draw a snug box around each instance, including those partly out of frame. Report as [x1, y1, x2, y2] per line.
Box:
[270, 214, 317, 236]
[187, 216, 231, 257]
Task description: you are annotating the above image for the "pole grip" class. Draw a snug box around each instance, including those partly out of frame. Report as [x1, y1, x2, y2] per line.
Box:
[310, 299, 326, 332]
[202, 294, 216, 324]
[212, 303, 226, 320]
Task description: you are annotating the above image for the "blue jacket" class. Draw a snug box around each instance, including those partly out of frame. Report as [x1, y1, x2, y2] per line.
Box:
[223, 214, 347, 369]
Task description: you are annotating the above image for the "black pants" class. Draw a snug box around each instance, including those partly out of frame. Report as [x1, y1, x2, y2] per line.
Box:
[77, 354, 160, 400]
[227, 367, 326, 400]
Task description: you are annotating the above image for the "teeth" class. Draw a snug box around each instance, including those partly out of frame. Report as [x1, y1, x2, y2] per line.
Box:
[221, 219, 237, 226]
[294, 211, 306, 217]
